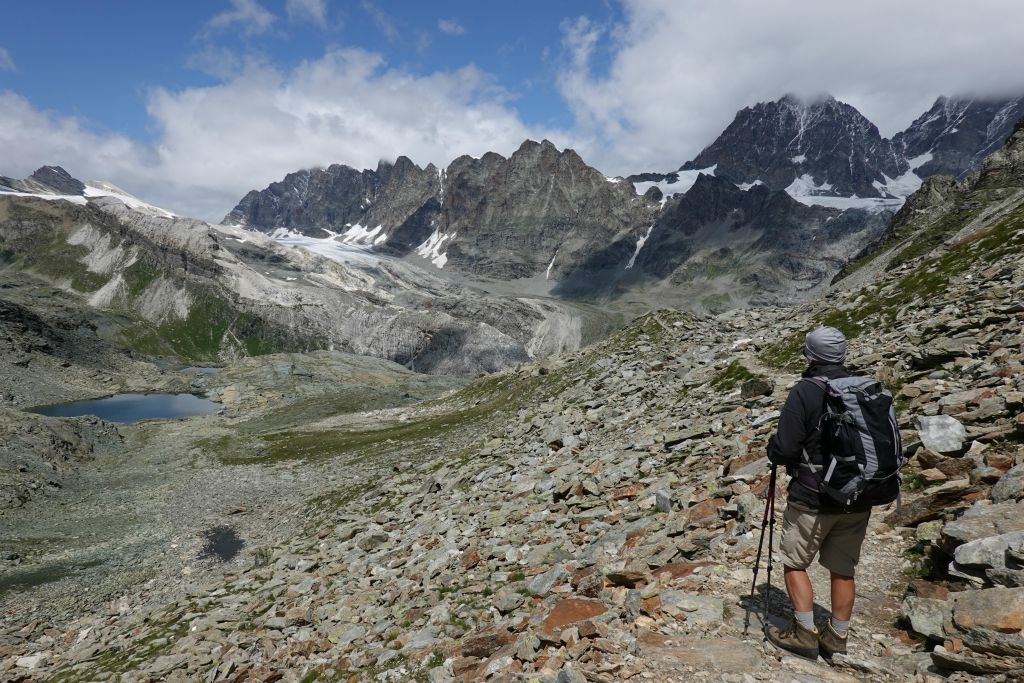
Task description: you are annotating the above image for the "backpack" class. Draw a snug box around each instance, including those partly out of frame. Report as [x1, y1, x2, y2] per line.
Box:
[803, 376, 904, 507]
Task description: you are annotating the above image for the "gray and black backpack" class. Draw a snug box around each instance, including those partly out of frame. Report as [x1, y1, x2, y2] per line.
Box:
[804, 376, 905, 507]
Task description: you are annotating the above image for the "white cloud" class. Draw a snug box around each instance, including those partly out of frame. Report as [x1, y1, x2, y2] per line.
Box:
[558, 0, 1024, 175]
[0, 48, 14, 72]
[361, 1, 398, 42]
[206, 0, 276, 35]
[286, 0, 327, 27]
[0, 50, 554, 221]
[438, 19, 465, 36]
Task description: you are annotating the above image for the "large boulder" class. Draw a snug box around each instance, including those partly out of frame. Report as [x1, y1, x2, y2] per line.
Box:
[916, 415, 967, 455]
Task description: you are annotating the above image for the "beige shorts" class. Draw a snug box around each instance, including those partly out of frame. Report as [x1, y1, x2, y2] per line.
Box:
[778, 501, 871, 577]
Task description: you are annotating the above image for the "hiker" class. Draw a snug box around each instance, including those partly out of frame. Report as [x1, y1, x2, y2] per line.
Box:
[763, 326, 900, 660]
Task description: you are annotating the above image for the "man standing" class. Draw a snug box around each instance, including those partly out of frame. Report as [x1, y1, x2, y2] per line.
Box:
[764, 326, 898, 659]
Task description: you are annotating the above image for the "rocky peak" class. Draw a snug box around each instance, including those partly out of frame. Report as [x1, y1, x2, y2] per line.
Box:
[894, 94, 1024, 179]
[0, 165, 87, 196]
[683, 94, 905, 197]
[28, 166, 86, 195]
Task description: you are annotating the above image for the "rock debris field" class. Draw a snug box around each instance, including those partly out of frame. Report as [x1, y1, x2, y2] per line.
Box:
[2, 209, 1024, 682]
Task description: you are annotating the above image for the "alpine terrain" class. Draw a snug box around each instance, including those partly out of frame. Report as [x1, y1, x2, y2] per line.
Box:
[1, 102, 1023, 683]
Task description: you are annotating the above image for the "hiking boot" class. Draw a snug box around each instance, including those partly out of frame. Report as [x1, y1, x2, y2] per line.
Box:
[765, 617, 819, 660]
[818, 621, 848, 657]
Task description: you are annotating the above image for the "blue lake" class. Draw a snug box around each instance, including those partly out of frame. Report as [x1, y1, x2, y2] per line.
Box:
[32, 393, 220, 424]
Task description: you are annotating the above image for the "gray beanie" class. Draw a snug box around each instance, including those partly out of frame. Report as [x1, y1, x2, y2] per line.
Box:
[804, 326, 847, 364]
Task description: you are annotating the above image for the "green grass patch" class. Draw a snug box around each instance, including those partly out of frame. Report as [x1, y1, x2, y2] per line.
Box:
[710, 361, 757, 391]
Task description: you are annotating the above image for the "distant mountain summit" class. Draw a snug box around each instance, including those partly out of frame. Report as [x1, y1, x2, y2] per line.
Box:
[893, 95, 1024, 179]
[0, 165, 86, 196]
[0, 166, 175, 217]
[682, 95, 907, 198]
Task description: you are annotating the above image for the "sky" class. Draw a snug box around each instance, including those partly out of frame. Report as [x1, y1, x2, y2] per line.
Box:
[2, 0, 1024, 221]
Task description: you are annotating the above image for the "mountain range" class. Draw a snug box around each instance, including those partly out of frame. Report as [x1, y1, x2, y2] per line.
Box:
[223, 93, 1024, 307]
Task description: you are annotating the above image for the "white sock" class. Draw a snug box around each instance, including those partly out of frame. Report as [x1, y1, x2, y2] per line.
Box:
[795, 610, 815, 631]
[830, 617, 850, 636]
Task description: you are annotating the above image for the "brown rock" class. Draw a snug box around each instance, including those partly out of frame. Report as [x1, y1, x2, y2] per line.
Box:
[907, 579, 950, 601]
[986, 453, 1016, 472]
[604, 571, 648, 588]
[451, 657, 481, 677]
[612, 483, 646, 500]
[284, 606, 310, 626]
[884, 481, 978, 527]
[461, 548, 480, 569]
[937, 458, 975, 479]
[685, 498, 727, 527]
[953, 587, 1024, 633]
[461, 628, 514, 658]
[543, 599, 607, 631]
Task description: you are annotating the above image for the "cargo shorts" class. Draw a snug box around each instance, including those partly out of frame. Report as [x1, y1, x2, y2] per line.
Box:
[778, 500, 871, 577]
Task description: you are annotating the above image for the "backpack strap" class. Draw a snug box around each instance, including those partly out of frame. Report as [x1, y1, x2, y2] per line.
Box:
[797, 376, 831, 474]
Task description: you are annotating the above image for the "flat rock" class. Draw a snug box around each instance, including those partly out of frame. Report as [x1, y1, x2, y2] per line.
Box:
[639, 636, 761, 673]
[543, 599, 607, 631]
[658, 591, 724, 626]
[954, 531, 1024, 569]
[941, 501, 1024, 552]
[953, 587, 1024, 632]
[884, 480, 976, 527]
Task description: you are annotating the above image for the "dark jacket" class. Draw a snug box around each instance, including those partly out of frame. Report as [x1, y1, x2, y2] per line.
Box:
[767, 363, 899, 512]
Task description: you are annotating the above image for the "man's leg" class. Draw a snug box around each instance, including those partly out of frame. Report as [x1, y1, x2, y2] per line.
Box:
[765, 505, 823, 659]
[784, 566, 814, 613]
[829, 571, 855, 621]
[817, 511, 870, 656]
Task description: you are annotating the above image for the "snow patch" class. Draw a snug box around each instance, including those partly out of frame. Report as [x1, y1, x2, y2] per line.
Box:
[605, 176, 622, 183]
[786, 174, 834, 197]
[907, 152, 933, 171]
[633, 165, 717, 199]
[873, 167, 924, 199]
[791, 154, 807, 164]
[415, 230, 456, 269]
[0, 190, 87, 205]
[737, 180, 764, 191]
[626, 225, 655, 269]
[83, 182, 176, 218]
[340, 223, 385, 246]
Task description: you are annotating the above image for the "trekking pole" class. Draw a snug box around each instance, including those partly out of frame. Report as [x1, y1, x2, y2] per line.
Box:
[763, 464, 777, 638]
[744, 463, 778, 635]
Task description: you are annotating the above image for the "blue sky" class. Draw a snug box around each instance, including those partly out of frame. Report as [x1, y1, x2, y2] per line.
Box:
[0, 1, 619, 141]
[2, 1, 1023, 220]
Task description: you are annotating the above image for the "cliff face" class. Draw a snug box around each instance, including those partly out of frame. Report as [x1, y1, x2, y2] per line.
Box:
[223, 140, 661, 280]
